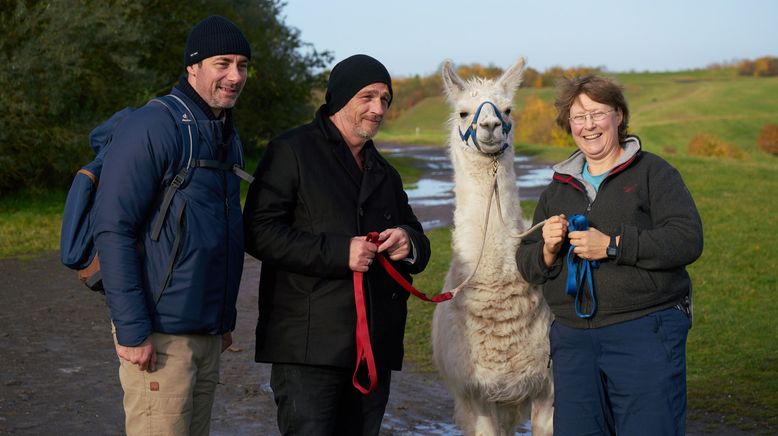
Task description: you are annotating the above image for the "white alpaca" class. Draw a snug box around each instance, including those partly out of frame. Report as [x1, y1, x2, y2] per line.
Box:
[431, 58, 554, 436]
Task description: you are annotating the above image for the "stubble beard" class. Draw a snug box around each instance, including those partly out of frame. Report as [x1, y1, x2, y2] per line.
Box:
[356, 118, 383, 140]
[212, 81, 243, 110]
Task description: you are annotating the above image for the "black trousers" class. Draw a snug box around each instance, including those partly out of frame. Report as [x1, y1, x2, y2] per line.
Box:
[269, 363, 392, 436]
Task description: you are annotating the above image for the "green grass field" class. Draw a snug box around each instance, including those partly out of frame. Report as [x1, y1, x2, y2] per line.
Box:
[1, 188, 65, 257]
[1, 68, 776, 430]
[679, 156, 778, 428]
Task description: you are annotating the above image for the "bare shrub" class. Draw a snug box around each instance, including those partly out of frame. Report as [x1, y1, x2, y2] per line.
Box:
[757, 123, 778, 155]
[687, 133, 745, 159]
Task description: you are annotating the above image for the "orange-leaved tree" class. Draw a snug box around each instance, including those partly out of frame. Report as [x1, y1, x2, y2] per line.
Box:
[515, 95, 574, 147]
[737, 56, 778, 77]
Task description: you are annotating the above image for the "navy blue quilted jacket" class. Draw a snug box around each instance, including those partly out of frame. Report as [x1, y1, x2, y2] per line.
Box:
[95, 84, 245, 346]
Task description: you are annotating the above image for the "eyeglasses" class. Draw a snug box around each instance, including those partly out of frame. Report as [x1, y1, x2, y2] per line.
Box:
[569, 109, 615, 125]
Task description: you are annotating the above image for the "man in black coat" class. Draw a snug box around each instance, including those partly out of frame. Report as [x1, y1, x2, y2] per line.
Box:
[243, 54, 431, 435]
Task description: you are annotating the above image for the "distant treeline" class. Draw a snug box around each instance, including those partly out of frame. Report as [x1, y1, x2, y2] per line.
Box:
[0, 0, 331, 194]
[708, 56, 778, 77]
[390, 56, 778, 123]
[389, 64, 600, 121]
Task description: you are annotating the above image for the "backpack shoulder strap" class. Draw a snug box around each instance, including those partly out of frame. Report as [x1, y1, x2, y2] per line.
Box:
[159, 96, 254, 183]
[148, 94, 200, 241]
[151, 94, 199, 170]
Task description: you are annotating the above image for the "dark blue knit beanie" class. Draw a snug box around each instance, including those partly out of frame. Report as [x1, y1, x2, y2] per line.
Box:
[184, 16, 251, 66]
[326, 54, 393, 115]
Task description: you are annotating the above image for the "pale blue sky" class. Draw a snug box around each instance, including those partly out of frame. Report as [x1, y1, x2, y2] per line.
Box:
[282, 0, 778, 77]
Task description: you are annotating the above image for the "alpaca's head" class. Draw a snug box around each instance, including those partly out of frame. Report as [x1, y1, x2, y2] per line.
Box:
[442, 58, 526, 156]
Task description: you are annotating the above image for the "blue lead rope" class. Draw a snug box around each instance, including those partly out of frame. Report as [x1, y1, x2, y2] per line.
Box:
[565, 214, 599, 318]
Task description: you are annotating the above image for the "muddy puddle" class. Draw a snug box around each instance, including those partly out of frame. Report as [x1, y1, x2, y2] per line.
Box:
[379, 144, 553, 229]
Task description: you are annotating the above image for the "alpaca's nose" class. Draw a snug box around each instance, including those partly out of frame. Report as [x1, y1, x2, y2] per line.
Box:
[478, 119, 502, 132]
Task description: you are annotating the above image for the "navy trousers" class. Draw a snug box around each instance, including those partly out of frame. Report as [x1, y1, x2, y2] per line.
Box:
[550, 307, 690, 436]
[269, 363, 391, 436]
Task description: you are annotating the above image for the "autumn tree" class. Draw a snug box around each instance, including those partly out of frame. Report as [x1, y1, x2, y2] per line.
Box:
[521, 67, 543, 89]
[387, 74, 442, 121]
[737, 56, 778, 77]
[515, 96, 574, 147]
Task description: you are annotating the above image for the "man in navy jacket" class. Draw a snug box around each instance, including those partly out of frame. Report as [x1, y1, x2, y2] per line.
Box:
[94, 16, 250, 435]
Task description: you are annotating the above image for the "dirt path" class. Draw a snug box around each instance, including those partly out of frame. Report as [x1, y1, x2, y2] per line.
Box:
[0, 251, 463, 435]
[0, 252, 752, 435]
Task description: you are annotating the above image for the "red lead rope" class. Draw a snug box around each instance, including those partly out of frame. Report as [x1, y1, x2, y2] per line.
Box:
[352, 263, 378, 394]
[352, 232, 452, 394]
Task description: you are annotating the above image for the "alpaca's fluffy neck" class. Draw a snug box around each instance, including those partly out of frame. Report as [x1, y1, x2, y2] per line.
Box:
[449, 139, 524, 276]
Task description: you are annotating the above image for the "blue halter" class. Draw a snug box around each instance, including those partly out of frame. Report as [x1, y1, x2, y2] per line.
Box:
[458, 101, 512, 156]
[565, 214, 600, 319]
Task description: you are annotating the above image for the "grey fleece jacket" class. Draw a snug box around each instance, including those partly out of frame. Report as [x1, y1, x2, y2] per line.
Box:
[516, 136, 703, 328]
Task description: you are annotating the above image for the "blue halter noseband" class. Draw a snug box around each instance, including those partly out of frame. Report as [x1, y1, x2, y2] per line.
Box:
[458, 101, 512, 156]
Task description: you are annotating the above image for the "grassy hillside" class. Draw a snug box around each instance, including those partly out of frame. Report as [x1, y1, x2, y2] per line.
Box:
[617, 71, 778, 155]
[380, 68, 778, 160]
[379, 97, 451, 145]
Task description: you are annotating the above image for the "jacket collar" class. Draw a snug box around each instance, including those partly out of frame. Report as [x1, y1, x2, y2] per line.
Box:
[553, 136, 641, 177]
[173, 76, 235, 149]
[171, 75, 235, 154]
[314, 105, 387, 202]
[552, 136, 642, 200]
[176, 75, 222, 120]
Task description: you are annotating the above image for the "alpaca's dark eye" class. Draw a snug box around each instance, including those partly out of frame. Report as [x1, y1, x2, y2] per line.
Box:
[504, 108, 512, 115]
[459, 112, 469, 118]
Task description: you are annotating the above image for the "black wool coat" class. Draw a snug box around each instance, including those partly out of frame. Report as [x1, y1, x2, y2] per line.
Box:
[243, 106, 431, 372]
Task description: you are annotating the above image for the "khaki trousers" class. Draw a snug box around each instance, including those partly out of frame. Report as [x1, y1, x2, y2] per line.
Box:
[114, 330, 221, 436]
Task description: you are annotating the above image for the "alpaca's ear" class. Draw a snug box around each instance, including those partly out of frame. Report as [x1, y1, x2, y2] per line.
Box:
[497, 57, 526, 95]
[442, 60, 466, 101]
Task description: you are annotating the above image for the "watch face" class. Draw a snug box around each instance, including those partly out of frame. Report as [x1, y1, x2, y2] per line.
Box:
[607, 246, 617, 257]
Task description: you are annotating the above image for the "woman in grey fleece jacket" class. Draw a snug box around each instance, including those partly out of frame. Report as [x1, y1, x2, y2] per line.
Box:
[516, 75, 703, 435]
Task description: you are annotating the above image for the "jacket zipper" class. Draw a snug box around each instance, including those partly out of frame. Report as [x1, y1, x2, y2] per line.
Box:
[220, 145, 229, 332]
[556, 174, 604, 328]
[554, 152, 639, 327]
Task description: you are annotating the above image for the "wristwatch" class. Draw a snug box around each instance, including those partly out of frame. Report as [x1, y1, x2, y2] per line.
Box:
[607, 235, 618, 259]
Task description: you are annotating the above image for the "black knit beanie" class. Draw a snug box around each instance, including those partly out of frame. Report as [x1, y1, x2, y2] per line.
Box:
[184, 16, 251, 67]
[326, 54, 393, 115]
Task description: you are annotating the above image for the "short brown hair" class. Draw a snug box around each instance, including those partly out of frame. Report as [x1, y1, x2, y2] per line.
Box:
[554, 75, 630, 143]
